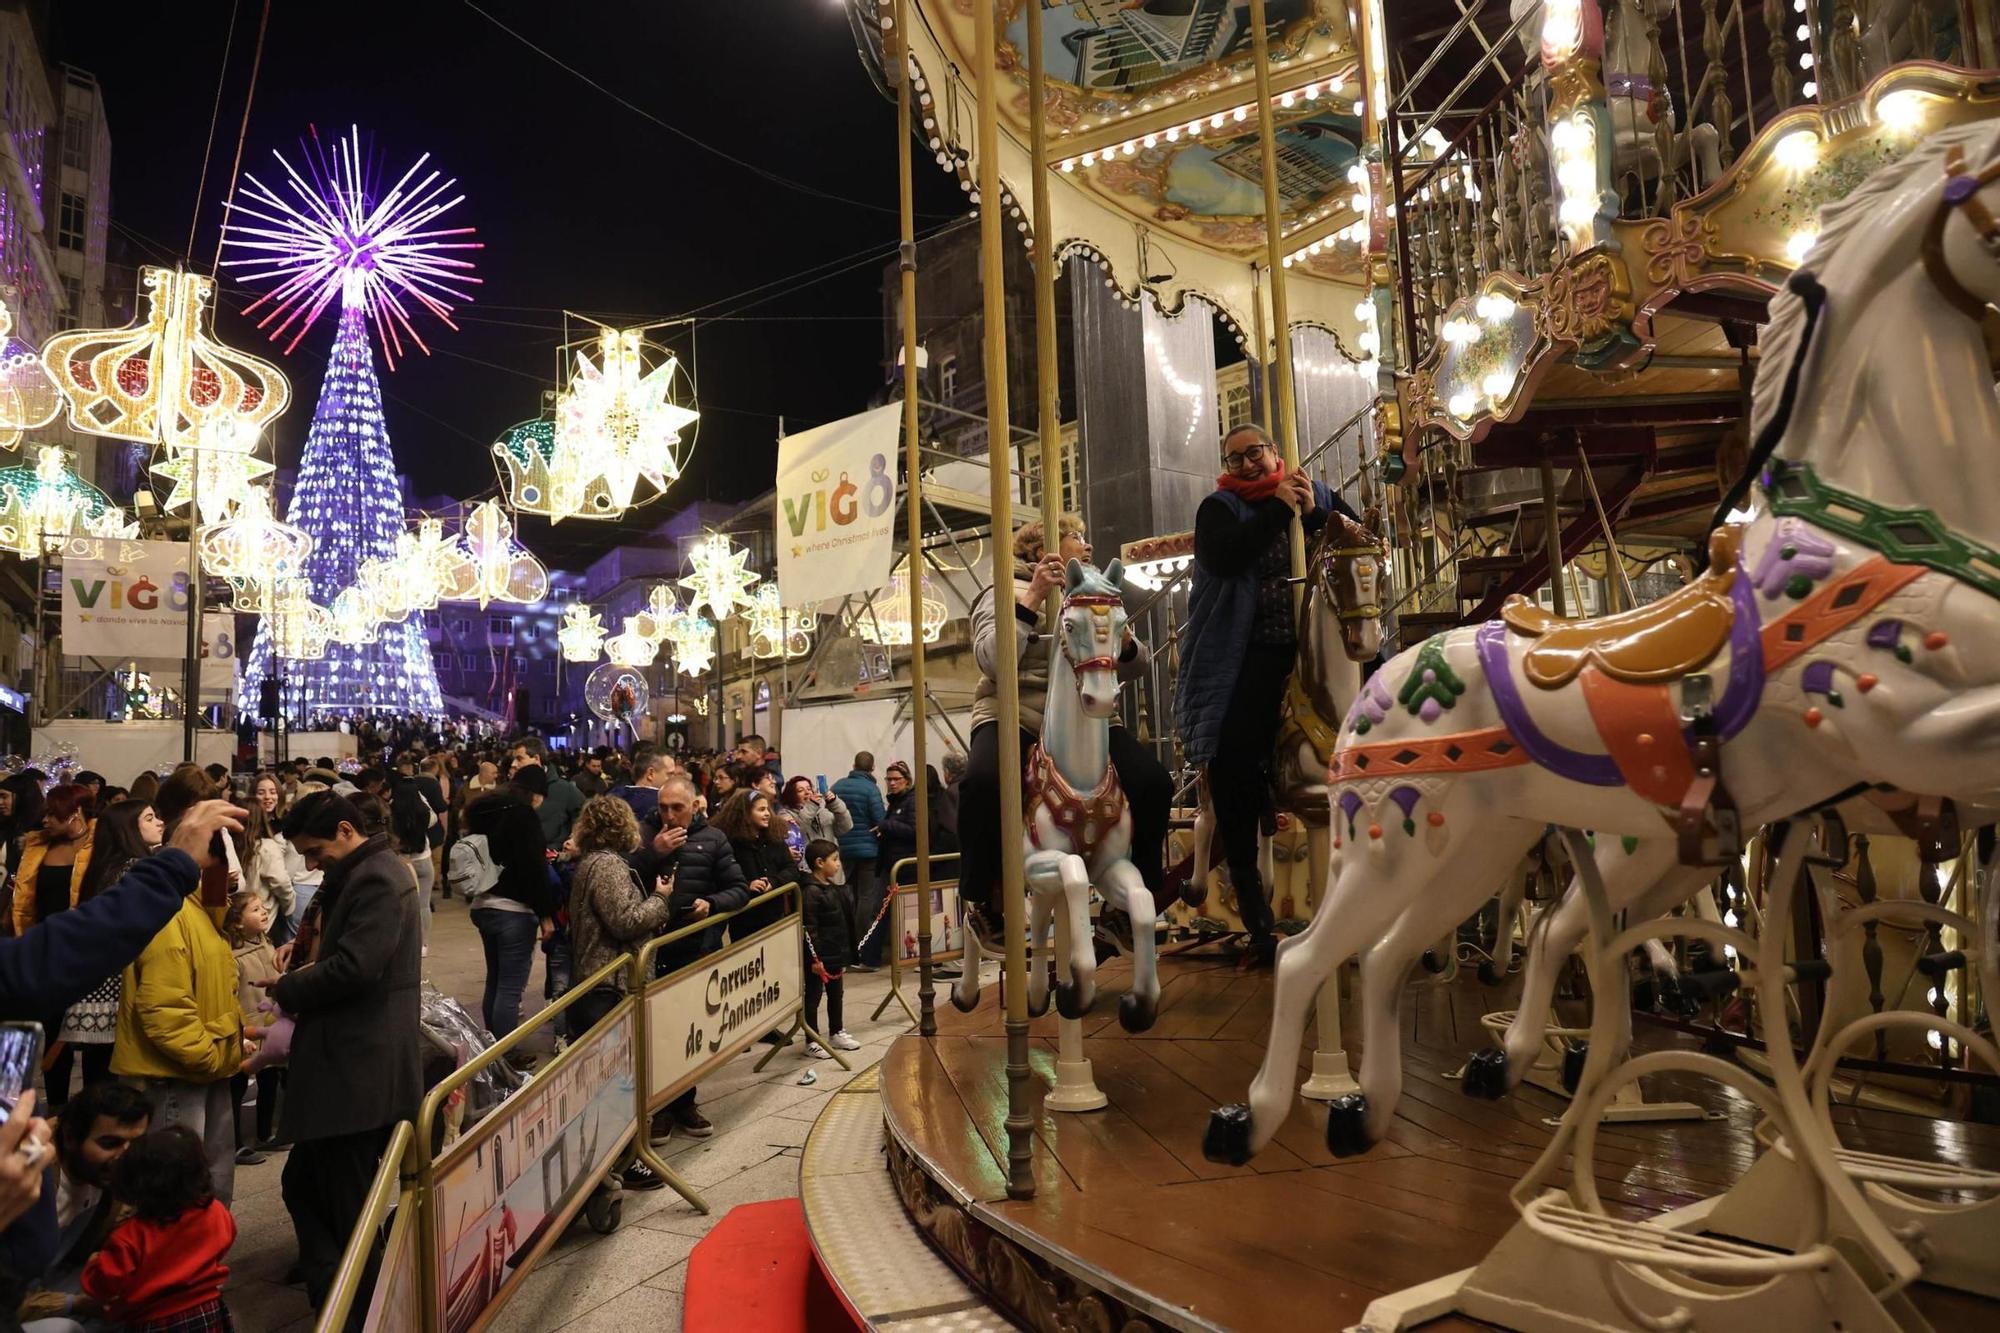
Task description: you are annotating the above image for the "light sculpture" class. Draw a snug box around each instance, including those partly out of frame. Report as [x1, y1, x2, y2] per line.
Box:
[633, 583, 681, 642]
[0, 298, 60, 448]
[151, 418, 275, 526]
[453, 500, 548, 609]
[747, 583, 813, 659]
[604, 617, 660, 668]
[535, 326, 699, 521]
[557, 603, 608, 662]
[679, 532, 759, 622]
[199, 487, 312, 585]
[327, 586, 382, 645]
[229, 127, 476, 719]
[0, 447, 138, 558]
[856, 559, 947, 646]
[668, 613, 717, 678]
[267, 579, 332, 662]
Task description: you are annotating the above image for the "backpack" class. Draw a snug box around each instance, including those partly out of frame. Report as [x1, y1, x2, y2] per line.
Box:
[447, 834, 501, 901]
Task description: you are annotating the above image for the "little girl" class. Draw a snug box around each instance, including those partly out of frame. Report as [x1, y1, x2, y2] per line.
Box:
[82, 1125, 237, 1330]
[227, 891, 285, 1156]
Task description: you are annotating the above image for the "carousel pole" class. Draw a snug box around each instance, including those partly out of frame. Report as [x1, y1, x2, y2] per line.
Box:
[892, 0, 936, 1040]
[1247, 0, 1307, 604]
[1028, 0, 1105, 1117]
[973, 0, 1036, 1201]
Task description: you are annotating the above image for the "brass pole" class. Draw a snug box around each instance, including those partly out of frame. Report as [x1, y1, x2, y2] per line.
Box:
[974, 0, 1036, 1201]
[893, 0, 935, 1039]
[1028, 0, 1061, 558]
[1248, 0, 1308, 602]
[1539, 452, 1567, 617]
[1251, 264, 1273, 429]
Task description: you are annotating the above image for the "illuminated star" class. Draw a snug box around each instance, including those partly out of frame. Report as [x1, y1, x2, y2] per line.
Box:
[679, 532, 759, 623]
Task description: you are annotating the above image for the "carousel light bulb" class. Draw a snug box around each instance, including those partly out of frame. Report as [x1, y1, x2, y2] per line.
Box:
[1796, 23, 1809, 40]
[1785, 228, 1818, 263]
[557, 602, 608, 662]
[1875, 89, 1925, 131]
[679, 532, 760, 622]
[1542, 0, 1585, 59]
[1803, 79, 1818, 98]
[1482, 370, 1512, 402]
[1448, 389, 1477, 419]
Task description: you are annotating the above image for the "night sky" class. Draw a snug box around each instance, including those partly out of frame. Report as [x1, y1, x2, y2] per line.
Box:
[49, 0, 965, 569]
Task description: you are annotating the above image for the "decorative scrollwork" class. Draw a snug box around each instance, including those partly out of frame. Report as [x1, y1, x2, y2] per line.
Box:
[1640, 212, 1715, 288]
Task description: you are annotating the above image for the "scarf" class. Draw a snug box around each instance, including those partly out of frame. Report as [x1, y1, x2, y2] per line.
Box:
[287, 833, 390, 971]
[1215, 457, 1287, 502]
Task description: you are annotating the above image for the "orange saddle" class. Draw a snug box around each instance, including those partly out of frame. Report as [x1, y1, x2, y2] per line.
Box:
[1501, 528, 1742, 690]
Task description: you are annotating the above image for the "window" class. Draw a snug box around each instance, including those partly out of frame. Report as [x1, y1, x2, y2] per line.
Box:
[59, 273, 79, 313]
[451, 619, 472, 637]
[936, 354, 957, 402]
[61, 112, 88, 171]
[520, 624, 538, 642]
[55, 192, 84, 251]
[488, 615, 515, 638]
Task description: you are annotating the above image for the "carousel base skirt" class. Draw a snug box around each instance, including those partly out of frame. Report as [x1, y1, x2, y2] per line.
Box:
[802, 954, 2000, 1332]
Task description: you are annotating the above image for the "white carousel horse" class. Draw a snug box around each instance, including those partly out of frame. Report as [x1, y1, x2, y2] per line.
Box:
[952, 558, 1162, 1031]
[1205, 119, 2000, 1164]
[1182, 513, 1384, 920]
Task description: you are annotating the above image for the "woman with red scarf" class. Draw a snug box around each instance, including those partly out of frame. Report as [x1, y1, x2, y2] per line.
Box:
[1175, 424, 1358, 966]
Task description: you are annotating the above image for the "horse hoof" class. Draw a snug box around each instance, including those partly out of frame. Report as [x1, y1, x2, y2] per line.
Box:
[949, 986, 979, 1014]
[1562, 1042, 1589, 1095]
[1202, 1104, 1254, 1166]
[1421, 949, 1448, 975]
[1118, 992, 1157, 1034]
[1477, 959, 1504, 987]
[1463, 1048, 1508, 1100]
[1325, 1094, 1372, 1158]
[1631, 976, 1658, 1011]
[1054, 980, 1088, 1021]
[1179, 880, 1207, 910]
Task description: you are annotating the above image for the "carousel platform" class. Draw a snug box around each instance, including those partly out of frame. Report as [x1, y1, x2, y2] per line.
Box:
[803, 952, 2000, 1331]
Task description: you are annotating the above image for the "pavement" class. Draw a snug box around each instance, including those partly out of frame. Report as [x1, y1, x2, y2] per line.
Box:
[227, 886, 922, 1332]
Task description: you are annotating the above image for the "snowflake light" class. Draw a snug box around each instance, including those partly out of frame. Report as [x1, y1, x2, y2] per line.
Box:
[451, 500, 548, 609]
[199, 487, 312, 584]
[604, 617, 660, 668]
[0, 297, 60, 448]
[537, 326, 699, 521]
[0, 446, 138, 558]
[747, 583, 813, 659]
[44, 267, 290, 451]
[222, 124, 481, 370]
[679, 532, 758, 622]
[558, 603, 608, 662]
[668, 613, 717, 678]
[856, 560, 947, 646]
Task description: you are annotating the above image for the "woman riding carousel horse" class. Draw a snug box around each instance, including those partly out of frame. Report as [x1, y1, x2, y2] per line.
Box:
[960, 516, 1172, 933]
[1177, 423, 1364, 967]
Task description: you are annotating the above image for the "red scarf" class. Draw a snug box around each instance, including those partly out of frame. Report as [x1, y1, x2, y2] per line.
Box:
[1216, 458, 1287, 502]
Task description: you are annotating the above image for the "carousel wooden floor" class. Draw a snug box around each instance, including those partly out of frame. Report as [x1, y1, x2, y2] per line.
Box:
[879, 952, 2000, 1331]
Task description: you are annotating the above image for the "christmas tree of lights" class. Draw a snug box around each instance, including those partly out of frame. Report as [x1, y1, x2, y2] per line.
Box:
[228, 127, 480, 719]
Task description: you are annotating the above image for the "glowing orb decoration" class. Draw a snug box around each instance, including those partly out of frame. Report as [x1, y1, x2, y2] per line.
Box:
[42, 266, 291, 449]
[327, 586, 382, 645]
[449, 501, 548, 609]
[747, 583, 813, 659]
[199, 487, 312, 584]
[0, 446, 138, 558]
[604, 617, 660, 668]
[0, 298, 60, 448]
[222, 124, 482, 370]
[679, 532, 758, 622]
[667, 613, 717, 678]
[856, 560, 947, 646]
[557, 603, 607, 662]
[529, 326, 700, 522]
[585, 661, 649, 728]
[633, 583, 682, 642]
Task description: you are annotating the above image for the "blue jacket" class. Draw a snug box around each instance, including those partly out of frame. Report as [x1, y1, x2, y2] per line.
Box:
[831, 769, 886, 862]
[0, 850, 200, 1285]
[1175, 480, 1348, 766]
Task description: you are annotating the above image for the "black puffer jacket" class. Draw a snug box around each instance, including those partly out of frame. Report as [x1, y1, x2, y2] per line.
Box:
[803, 879, 857, 972]
[730, 836, 805, 941]
[627, 814, 750, 974]
[464, 793, 558, 918]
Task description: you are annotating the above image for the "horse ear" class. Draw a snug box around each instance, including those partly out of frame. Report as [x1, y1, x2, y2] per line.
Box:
[1065, 557, 1084, 587]
[1105, 557, 1124, 586]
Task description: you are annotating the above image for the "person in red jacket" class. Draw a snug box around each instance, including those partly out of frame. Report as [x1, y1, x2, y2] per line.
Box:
[81, 1125, 235, 1331]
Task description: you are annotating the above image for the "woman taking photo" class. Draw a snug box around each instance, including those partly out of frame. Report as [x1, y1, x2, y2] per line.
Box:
[781, 776, 851, 850]
[47, 797, 160, 1106]
[563, 796, 674, 1040]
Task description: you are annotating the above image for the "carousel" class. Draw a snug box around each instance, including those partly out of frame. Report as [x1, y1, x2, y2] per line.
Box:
[801, 3, 2000, 1331]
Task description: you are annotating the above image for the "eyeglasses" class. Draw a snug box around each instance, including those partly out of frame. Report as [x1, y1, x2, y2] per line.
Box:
[1222, 441, 1269, 470]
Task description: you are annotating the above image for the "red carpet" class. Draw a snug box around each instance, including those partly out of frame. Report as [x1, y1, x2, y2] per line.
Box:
[682, 1198, 862, 1332]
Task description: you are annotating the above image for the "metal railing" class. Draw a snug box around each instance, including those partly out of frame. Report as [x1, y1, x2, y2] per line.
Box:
[315, 1121, 414, 1332]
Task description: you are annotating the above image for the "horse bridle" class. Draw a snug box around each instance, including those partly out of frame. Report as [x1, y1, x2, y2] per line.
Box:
[1058, 592, 1124, 673]
[1315, 520, 1385, 624]
[1922, 144, 2000, 321]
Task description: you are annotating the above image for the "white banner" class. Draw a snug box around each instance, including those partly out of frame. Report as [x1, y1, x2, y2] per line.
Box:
[199, 614, 237, 703]
[61, 540, 191, 659]
[774, 404, 901, 607]
[644, 916, 801, 1110]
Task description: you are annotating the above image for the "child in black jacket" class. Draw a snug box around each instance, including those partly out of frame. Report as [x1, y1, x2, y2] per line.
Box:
[801, 840, 862, 1057]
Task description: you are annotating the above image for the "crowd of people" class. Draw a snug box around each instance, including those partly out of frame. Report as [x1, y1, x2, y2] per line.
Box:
[0, 420, 1341, 1330]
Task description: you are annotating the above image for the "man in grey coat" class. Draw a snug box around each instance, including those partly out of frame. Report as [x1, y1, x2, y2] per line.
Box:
[275, 791, 423, 1313]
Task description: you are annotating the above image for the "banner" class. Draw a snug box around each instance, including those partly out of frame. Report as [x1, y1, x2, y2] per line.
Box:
[198, 614, 237, 703]
[774, 403, 900, 607]
[61, 540, 191, 659]
[645, 916, 801, 1111]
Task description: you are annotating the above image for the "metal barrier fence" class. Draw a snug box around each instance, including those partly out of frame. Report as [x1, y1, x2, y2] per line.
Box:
[311, 880, 855, 1332]
[874, 853, 964, 1025]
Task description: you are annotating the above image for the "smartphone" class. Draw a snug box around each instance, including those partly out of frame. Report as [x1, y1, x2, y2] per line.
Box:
[0, 1021, 45, 1126]
[817, 775, 828, 795]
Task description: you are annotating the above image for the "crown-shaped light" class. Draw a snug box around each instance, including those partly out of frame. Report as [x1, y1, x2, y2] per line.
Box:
[747, 583, 813, 659]
[0, 296, 60, 449]
[604, 617, 660, 668]
[0, 446, 138, 557]
[557, 603, 608, 662]
[199, 487, 312, 585]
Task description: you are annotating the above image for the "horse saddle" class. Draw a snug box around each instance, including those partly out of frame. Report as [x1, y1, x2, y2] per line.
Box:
[1502, 527, 1742, 690]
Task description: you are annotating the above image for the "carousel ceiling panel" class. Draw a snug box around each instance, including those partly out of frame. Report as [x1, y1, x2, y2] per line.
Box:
[891, 0, 1371, 329]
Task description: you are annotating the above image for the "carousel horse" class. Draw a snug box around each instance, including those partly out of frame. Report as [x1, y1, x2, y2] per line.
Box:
[1180, 512, 1384, 918]
[1204, 120, 2000, 1165]
[952, 558, 1161, 1031]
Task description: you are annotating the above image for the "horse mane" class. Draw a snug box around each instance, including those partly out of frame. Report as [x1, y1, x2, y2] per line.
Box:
[1752, 119, 2000, 445]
